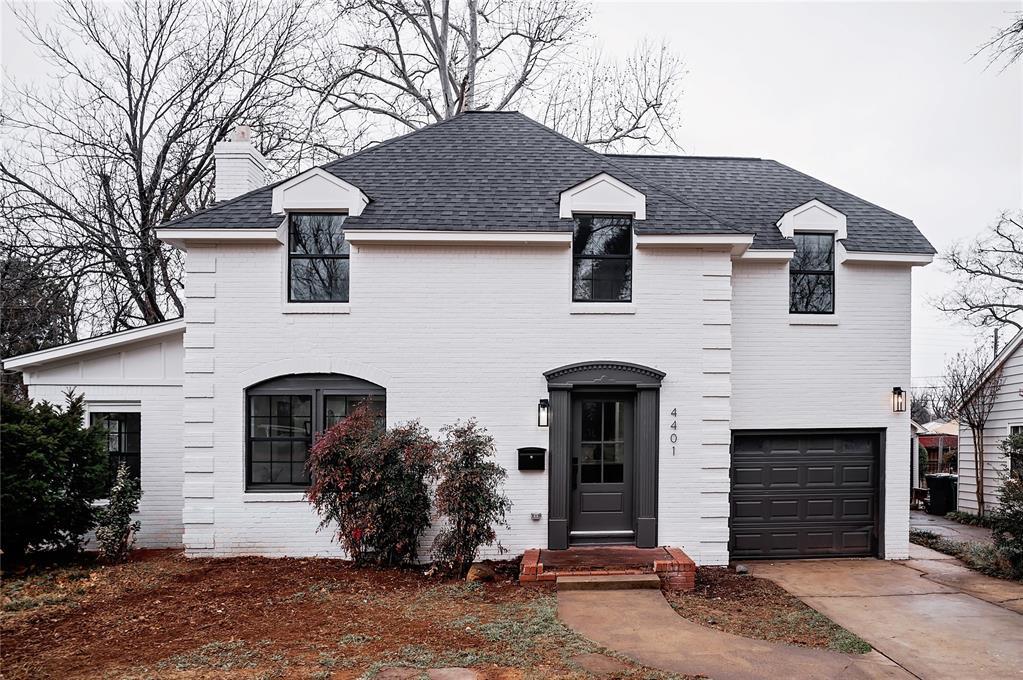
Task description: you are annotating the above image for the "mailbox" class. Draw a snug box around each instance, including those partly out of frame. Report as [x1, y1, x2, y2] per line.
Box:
[517, 447, 546, 471]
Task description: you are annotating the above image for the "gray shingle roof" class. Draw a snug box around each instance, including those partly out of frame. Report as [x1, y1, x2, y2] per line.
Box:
[163, 111, 934, 254]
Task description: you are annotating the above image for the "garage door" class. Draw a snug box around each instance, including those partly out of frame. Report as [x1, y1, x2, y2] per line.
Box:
[730, 432, 880, 559]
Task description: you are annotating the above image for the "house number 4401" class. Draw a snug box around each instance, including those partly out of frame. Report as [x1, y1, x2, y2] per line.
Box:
[669, 408, 678, 455]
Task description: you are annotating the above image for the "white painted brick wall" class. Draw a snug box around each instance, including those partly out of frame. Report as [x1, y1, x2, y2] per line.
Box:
[731, 253, 914, 559]
[182, 241, 734, 562]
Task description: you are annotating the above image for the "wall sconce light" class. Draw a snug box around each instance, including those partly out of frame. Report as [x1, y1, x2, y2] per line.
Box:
[892, 386, 906, 413]
[538, 398, 550, 427]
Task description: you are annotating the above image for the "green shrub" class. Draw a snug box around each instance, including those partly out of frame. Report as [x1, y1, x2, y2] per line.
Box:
[94, 463, 142, 562]
[1, 393, 109, 560]
[989, 434, 1023, 579]
[306, 404, 437, 566]
[945, 511, 994, 528]
[432, 420, 512, 576]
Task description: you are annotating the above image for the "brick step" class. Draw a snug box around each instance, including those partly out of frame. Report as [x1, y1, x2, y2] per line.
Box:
[557, 574, 662, 591]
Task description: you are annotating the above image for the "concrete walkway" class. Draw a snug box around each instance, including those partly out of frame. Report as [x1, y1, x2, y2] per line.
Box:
[754, 552, 1023, 679]
[558, 588, 910, 680]
[910, 509, 993, 544]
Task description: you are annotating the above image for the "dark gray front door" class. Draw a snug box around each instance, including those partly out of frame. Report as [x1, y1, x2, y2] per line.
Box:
[730, 432, 880, 559]
[570, 395, 634, 543]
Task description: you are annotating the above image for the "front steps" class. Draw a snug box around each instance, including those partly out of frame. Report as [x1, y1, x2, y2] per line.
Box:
[520, 545, 696, 591]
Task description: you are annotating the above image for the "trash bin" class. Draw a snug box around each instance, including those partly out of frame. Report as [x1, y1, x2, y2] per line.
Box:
[925, 473, 958, 515]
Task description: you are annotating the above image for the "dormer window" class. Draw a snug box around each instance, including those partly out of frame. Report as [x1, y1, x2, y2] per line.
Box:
[573, 215, 633, 302]
[790, 232, 835, 314]
[288, 213, 349, 302]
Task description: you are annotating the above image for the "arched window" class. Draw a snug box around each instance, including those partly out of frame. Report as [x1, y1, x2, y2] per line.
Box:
[245, 373, 385, 490]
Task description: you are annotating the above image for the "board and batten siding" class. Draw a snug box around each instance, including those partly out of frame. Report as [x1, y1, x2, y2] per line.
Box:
[958, 339, 1023, 513]
[730, 250, 914, 560]
[21, 335, 185, 549]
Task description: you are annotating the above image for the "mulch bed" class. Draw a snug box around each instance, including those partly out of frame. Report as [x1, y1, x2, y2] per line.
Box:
[1, 550, 681, 679]
[664, 567, 872, 654]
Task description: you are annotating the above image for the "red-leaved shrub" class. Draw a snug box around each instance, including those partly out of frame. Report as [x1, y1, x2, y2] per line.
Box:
[306, 403, 436, 566]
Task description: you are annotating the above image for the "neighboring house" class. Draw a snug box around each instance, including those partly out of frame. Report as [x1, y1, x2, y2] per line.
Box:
[3, 111, 935, 563]
[957, 331, 1023, 513]
[918, 421, 959, 477]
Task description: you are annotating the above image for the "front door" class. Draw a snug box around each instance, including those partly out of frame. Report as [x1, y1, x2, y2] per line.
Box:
[570, 394, 634, 543]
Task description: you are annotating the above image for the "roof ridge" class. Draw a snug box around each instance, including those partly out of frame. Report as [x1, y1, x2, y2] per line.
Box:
[768, 160, 918, 225]
[507, 113, 742, 232]
[606, 153, 765, 161]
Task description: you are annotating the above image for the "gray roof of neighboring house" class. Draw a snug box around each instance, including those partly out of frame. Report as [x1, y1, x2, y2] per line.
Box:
[163, 111, 935, 254]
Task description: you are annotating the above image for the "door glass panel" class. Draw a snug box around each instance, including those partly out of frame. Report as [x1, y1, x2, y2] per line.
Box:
[581, 401, 602, 441]
[604, 463, 624, 483]
[581, 464, 602, 483]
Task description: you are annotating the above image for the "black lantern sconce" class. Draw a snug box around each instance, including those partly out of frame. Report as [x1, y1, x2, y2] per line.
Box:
[538, 398, 550, 427]
[892, 386, 906, 413]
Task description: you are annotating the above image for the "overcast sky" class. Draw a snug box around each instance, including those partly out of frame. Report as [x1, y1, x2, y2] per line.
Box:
[3, 1, 1021, 385]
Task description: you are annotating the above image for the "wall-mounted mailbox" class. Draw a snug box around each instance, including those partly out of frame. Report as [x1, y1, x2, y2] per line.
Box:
[517, 447, 546, 471]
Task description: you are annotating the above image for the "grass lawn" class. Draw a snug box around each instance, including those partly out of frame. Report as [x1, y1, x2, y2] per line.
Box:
[1, 550, 681, 679]
[664, 567, 872, 654]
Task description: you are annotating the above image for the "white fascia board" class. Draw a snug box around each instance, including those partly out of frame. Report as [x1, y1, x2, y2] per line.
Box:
[560, 172, 646, 220]
[271, 167, 369, 216]
[841, 251, 934, 266]
[776, 199, 848, 240]
[635, 233, 754, 255]
[342, 230, 572, 246]
[156, 228, 281, 250]
[739, 249, 795, 261]
[3, 319, 186, 371]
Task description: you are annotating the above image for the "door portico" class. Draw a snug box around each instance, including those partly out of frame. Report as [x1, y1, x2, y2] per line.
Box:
[544, 361, 664, 550]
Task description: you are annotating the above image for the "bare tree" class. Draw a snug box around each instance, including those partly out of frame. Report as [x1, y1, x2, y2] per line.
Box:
[933, 348, 1005, 514]
[306, 0, 685, 150]
[976, 10, 1023, 69]
[937, 212, 1023, 332]
[910, 388, 934, 425]
[0, 0, 328, 331]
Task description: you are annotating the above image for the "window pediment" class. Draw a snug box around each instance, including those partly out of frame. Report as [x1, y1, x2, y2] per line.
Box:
[271, 168, 369, 216]
[776, 199, 847, 241]
[560, 173, 646, 220]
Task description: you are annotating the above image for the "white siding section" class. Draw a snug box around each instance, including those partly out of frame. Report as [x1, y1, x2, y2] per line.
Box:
[731, 257, 914, 559]
[22, 336, 184, 549]
[958, 342, 1023, 513]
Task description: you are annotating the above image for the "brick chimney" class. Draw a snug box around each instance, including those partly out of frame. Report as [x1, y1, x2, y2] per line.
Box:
[214, 126, 267, 202]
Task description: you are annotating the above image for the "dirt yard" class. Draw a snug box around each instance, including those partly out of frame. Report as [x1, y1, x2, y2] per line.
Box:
[664, 567, 872, 654]
[2, 550, 676, 679]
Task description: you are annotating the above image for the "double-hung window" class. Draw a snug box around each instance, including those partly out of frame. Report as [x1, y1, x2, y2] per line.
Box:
[246, 374, 385, 490]
[789, 233, 835, 314]
[573, 215, 633, 302]
[90, 412, 141, 487]
[1010, 425, 1023, 479]
[288, 213, 350, 302]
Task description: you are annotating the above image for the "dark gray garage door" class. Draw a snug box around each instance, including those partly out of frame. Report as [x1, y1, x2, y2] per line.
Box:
[730, 432, 880, 559]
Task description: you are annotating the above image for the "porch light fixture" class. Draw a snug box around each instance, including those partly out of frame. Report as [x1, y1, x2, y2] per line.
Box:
[892, 386, 906, 413]
[538, 398, 550, 427]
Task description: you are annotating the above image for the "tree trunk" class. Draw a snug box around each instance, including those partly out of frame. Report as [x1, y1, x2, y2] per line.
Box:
[972, 425, 986, 515]
[464, 0, 478, 110]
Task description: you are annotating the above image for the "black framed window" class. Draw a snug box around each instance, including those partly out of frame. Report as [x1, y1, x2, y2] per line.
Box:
[90, 412, 141, 487]
[289, 213, 349, 302]
[246, 374, 385, 490]
[789, 232, 835, 314]
[573, 215, 632, 302]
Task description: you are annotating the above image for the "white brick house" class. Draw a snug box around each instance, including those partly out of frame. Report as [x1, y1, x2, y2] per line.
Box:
[4, 112, 935, 563]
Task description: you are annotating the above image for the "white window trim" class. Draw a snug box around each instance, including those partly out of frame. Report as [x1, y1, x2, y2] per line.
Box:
[787, 234, 842, 323]
[568, 213, 638, 308]
[280, 215, 353, 312]
[1008, 422, 1023, 436]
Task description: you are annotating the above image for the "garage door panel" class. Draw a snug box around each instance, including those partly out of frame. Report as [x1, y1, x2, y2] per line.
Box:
[730, 432, 879, 559]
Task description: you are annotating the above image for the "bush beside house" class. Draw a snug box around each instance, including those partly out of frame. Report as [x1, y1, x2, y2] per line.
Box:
[0, 393, 109, 560]
[306, 406, 511, 572]
[95, 464, 143, 563]
[990, 433, 1023, 579]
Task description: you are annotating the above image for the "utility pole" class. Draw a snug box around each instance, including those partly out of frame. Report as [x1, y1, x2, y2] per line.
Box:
[994, 328, 1000, 359]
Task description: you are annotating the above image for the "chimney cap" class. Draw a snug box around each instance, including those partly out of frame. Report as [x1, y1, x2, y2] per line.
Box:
[228, 125, 252, 143]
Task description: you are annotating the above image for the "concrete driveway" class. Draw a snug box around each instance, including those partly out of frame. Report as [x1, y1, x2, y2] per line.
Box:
[753, 547, 1023, 679]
